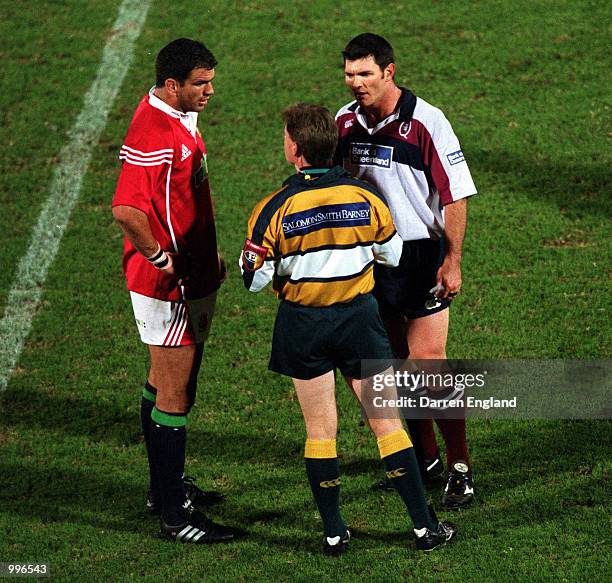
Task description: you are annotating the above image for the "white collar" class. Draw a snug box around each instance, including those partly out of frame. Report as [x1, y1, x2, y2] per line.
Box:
[148, 87, 198, 137]
[354, 103, 401, 135]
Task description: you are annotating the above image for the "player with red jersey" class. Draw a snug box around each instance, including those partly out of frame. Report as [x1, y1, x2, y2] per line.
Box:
[336, 33, 477, 509]
[112, 38, 244, 543]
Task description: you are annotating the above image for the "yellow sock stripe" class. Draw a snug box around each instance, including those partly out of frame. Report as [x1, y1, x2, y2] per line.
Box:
[377, 429, 412, 459]
[304, 438, 337, 459]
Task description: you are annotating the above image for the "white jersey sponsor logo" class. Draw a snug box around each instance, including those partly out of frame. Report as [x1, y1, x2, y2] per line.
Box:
[350, 143, 393, 169]
[446, 150, 465, 165]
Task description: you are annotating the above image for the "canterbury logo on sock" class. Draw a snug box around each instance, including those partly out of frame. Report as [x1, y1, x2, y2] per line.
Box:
[319, 478, 341, 488]
[386, 468, 408, 479]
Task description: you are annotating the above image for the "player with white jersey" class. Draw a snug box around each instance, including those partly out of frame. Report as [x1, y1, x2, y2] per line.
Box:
[336, 91, 476, 242]
[112, 38, 244, 544]
[336, 33, 477, 509]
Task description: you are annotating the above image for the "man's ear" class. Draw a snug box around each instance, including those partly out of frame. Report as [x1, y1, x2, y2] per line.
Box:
[384, 63, 396, 81]
[288, 136, 300, 160]
[164, 77, 180, 95]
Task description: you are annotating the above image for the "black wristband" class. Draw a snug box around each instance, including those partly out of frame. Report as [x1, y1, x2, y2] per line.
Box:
[155, 255, 170, 269]
[147, 247, 164, 264]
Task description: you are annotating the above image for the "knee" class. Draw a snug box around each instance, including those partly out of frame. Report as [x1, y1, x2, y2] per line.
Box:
[369, 418, 405, 440]
[408, 342, 446, 360]
[304, 417, 337, 441]
[154, 388, 190, 414]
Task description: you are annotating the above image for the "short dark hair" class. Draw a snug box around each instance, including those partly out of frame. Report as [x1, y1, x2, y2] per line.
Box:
[155, 38, 217, 86]
[342, 33, 395, 70]
[282, 103, 338, 167]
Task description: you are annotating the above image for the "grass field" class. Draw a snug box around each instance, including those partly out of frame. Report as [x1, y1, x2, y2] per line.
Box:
[1, 1, 610, 581]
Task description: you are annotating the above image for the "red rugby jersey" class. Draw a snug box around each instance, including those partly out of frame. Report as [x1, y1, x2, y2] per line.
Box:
[113, 90, 220, 301]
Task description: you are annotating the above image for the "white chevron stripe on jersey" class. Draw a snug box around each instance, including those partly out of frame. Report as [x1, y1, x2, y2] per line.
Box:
[120, 144, 174, 157]
[181, 144, 192, 161]
[119, 144, 173, 166]
[119, 156, 173, 167]
[277, 245, 373, 282]
[120, 151, 172, 167]
[119, 150, 173, 163]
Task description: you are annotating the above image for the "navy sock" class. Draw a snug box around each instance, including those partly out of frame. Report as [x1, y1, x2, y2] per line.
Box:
[383, 448, 436, 530]
[150, 407, 188, 526]
[304, 439, 346, 538]
[304, 458, 347, 538]
[141, 383, 158, 494]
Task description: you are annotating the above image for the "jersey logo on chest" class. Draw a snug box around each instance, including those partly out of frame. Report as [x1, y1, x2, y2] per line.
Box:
[181, 144, 192, 162]
[282, 202, 371, 238]
[349, 142, 393, 169]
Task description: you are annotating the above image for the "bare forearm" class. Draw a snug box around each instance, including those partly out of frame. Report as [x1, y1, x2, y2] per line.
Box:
[443, 198, 468, 260]
[434, 198, 468, 297]
[112, 205, 159, 258]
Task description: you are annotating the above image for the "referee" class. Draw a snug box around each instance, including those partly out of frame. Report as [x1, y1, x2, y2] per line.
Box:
[240, 103, 456, 554]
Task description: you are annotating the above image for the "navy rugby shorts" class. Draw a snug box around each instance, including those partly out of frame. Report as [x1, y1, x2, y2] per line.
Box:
[269, 293, 393, 380]
[374, 238, 451, 319]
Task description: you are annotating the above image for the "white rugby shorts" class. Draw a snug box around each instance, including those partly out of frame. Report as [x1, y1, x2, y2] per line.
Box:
[129, 291, 217, 346]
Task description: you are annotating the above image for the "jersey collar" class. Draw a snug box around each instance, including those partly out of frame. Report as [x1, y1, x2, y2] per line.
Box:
[353, 88, 417, 134]
[283, 165, 349, 187]
[148, 87, 198, 137]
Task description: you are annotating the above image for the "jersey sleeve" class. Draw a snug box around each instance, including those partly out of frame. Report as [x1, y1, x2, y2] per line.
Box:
[416, 106, 477, 206]
[112, 119, 174, 214]
[239, 193, 281, 293]
[370, 197, 402, 267]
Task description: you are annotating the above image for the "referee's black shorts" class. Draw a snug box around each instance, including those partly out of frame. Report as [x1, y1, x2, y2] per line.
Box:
[269, 293, 393, 380]
[374, 238, 451, 320]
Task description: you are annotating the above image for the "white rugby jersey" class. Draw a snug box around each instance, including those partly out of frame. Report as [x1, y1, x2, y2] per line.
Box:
[335, 88, 477, 241]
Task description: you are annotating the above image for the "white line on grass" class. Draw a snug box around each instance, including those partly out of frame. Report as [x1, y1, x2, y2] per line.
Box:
[0, 0, 151, 391]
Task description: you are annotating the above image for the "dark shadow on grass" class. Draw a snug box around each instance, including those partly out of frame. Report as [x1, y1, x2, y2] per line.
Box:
[463, 419, 611, 512]
[0, 460, 303, 538]
[473, 420, 610, 474]
[0, 461, 149, 534]
[474, 149, 610, 218]
[4, 388, 607, 541]
[0, 386, 303, 463]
